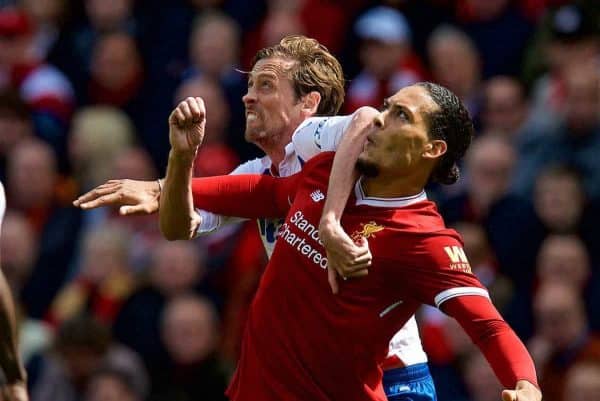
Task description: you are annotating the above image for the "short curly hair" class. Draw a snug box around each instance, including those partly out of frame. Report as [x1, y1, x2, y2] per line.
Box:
[417, 82, 474, 185]
[252, 35, 345, 116]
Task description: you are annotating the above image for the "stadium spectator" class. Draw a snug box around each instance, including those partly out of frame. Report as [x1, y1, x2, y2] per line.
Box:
[427, 24, 482, 122]
[461, 349, 503, 401]
[529, 283, 600, 401]
[481, 76, 531, 138]
[47, 222, 136, 327]
[186, 11, 248, 159]
[112, 240, 211, 386]
[563, 361, 600, 401]
[0, 8, 74, 158]
[0, 90, 33, 181]
[86, 32, 146, 133]
[28, 315, 148, 401]
[68, 106, 135, 192]
[344, 6, 423, 113]
[536, 234, 590, 290]
[515, 61, 600, 198]
[150, 294, 227, 401]
[7, 139, 82, 319]
[0, 210, 36, 296]
[83, 367, 144, 401]
[456, 0, 535, 77]
[50, 0, 138, 97]
[440, 135, 517, 224]
[526, 3, 599, 121]
[20, 0, 68, 61]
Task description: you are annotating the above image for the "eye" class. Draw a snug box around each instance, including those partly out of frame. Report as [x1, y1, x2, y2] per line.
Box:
[398, 109, 409, 121]
[261, 81, 273, 89]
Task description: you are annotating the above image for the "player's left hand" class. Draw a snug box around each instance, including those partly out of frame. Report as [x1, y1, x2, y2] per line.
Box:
[319, 219, 372, 294]
[502, 380, 542, 401]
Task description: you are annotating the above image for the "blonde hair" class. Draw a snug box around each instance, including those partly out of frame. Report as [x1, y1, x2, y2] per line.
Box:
[252, 35, 345, 116]
[71, 106, 135, 186]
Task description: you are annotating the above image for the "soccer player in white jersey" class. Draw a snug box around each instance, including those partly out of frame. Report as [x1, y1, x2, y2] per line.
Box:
[0, 182, 29, 401]
[74, 35, 434, 400]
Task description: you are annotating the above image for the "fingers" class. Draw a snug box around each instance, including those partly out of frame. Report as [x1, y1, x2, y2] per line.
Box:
[327, 266, 339, 294]
[73, 183, 119, 207]
[171, 98, 205, 127]
[120, 203, 156, 216]
[78, 192, 123, 210]
[502, 390, 516, 401]
[187, 97, 205, 122]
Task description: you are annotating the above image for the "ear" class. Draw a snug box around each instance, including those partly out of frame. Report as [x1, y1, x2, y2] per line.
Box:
[301, 91, 321, 116]
[422, 140, 447, 160]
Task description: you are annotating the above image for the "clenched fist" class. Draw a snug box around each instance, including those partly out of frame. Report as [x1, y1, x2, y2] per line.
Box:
[169, 97, 206, 157]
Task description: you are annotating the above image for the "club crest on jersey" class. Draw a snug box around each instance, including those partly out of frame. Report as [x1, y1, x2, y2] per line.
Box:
[351, 221, 385, 242]
[310, 190, 325, 202]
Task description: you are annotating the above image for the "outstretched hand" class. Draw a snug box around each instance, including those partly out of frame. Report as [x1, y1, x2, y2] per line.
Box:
[73, 179, 160, 215]
[168, 97, 206, 157]
[502, 380, 542, 401]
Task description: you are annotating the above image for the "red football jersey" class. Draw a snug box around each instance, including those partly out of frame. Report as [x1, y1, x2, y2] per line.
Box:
[191, 152, 533, 401]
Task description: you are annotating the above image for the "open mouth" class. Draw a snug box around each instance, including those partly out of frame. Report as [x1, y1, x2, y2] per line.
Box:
[246, 111, 258, 122]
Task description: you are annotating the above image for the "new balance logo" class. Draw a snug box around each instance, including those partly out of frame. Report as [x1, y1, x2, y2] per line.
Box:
[310, 190, 325, 202]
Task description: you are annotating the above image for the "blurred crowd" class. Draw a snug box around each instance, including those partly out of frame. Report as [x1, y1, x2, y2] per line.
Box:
[0, 0, 599, 401]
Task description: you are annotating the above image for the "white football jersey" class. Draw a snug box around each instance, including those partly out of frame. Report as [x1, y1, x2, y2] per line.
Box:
[0, 181, 6, 228]
[195, 113, 428, 366]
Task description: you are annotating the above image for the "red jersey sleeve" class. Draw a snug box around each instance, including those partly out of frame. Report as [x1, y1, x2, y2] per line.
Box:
[395, 233, 538, 389]
[442, 296, 539, 389]
[401, 234, 489, 308]
[191, 173, 300, 219]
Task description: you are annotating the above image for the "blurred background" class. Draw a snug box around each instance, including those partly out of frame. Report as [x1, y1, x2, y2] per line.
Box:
[0, 0, 599, 400]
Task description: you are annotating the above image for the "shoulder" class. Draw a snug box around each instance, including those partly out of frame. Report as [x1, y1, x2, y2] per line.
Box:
[292, 115, 353, 156]
[230, 156, 271, 175]
[299, 151, 335, 178]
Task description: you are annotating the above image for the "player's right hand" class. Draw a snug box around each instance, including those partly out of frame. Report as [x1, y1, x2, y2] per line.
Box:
[168, 97, 206, 157]
[319, 219, 372, 294]
[73, 179, 160, 215]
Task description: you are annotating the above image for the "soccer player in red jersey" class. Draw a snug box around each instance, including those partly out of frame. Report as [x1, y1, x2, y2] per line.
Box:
[160, 84, 542, 401]
[0, 181, 29, 401]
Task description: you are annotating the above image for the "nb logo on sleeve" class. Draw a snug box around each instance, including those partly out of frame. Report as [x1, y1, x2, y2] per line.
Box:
[310, 190, 325, 202]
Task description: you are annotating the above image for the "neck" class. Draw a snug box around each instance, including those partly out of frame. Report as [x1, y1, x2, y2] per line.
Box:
[361, 174, 425, 199]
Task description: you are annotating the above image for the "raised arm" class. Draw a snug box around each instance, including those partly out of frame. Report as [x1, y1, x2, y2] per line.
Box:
[159, 97, 206, 240]
[0, 184, 29, 401]
[442, 296, 541, 401]
[318, 107, 379, 293]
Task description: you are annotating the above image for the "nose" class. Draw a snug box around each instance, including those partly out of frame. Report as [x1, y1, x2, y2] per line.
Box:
[373, 112, 385, 129]
[242, 88, 256, 106]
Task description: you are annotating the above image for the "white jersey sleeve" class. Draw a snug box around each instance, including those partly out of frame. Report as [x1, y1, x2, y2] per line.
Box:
[291, 115, 353, 161]
[0, 181, 5, 226]
[194, 157, 269, 236]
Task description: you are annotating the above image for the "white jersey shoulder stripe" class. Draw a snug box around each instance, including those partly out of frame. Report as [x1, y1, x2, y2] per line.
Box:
[434, 287, 489, 308]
